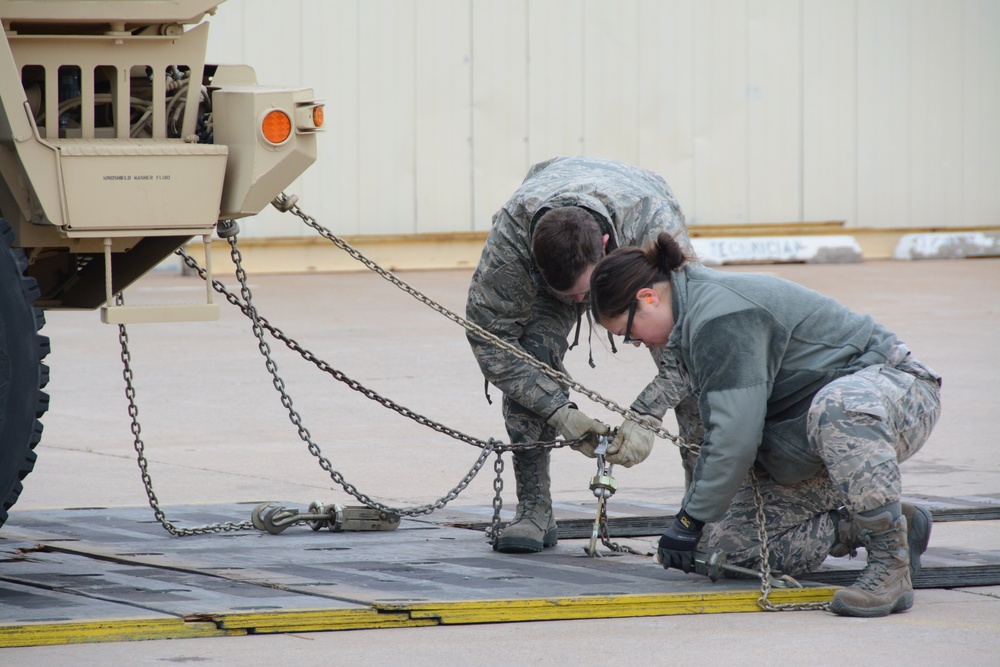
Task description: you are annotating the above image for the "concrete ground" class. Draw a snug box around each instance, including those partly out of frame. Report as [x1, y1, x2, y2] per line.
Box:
[3, 256, 999, 665]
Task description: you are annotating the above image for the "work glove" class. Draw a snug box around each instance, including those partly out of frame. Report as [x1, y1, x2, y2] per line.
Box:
[606, 413, 661, 468]
[547, 404, 610, 457]
[657, 510, 705, 574]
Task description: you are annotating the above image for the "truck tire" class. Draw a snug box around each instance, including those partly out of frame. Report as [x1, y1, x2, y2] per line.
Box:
[0, 219, 49, 529]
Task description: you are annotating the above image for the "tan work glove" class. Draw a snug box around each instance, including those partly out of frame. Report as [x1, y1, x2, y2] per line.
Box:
[547, 404, 610, 457]
[606, 413, 661, 468]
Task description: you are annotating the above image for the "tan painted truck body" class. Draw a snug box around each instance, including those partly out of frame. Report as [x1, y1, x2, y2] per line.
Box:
[0, 0, 322, 528]
[0, 0, 321, 314]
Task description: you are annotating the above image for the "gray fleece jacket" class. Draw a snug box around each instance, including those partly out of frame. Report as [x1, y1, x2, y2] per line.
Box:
[668, 265, 897, 522]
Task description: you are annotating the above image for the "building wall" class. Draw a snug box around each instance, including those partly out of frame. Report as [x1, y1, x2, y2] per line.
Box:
[205, 0, 1000, 240]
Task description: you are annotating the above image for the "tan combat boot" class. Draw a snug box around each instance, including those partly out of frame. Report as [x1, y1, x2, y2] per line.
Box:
[830, 502, 914, 617]
[831, 502, 932, 580]
[496, 448, 557, 553]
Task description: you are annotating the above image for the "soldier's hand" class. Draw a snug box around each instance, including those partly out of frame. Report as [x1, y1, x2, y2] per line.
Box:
[606, 413, 661, 468]
[657, 510, 704, 573]
[546, 404, 610, 456]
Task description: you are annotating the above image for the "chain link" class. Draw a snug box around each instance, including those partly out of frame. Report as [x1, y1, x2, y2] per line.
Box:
[598, 501, 647, 556]
[174, 248, 573, 457]
[488, 453, 505, 548]
[117, 294, 255, 536]
[749, 468, 831, 612]
[273, 193, 697, 455]
[224, 236, 513, 517]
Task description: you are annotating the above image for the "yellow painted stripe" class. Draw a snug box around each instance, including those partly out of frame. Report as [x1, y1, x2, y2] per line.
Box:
[209, 608, 433, 633]
[0, 588, 838, 647]
[0, 618, 236, 648]
[374, 587, 838, 624]
[248, 618, 438, 634]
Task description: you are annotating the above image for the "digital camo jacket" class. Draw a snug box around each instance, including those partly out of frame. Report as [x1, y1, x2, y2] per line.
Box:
[466, 156, 694, 420]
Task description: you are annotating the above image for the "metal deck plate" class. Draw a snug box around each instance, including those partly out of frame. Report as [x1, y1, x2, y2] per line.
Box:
[0, 503, 831, 646]
[1, 499, 997, 647]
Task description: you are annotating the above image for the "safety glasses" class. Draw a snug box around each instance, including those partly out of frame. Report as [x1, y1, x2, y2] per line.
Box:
[623, 297, 640, 345]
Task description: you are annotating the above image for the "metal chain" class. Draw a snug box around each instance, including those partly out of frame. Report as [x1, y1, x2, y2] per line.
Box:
[174, 248, 573, 457]
[117, 242, 571, 535]
[224, 235, 507, 517]
[273, 193, 696, 455]
[117, 294, 254, 536]
[487, 453, 505, 548]
[749, 468, 831, 612]
[598, 501, 646, 556]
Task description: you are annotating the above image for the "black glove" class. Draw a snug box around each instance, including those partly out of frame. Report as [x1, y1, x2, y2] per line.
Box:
[657, 510, 705, 574]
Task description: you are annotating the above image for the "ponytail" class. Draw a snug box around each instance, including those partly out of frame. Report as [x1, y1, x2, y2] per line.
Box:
[590, 232, 689, 321]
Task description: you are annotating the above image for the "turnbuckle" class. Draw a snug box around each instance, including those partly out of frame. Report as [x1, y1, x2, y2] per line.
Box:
[689, 548, 802, 589]
[586, 435, 618, 557]
[251, 501, 401, 535]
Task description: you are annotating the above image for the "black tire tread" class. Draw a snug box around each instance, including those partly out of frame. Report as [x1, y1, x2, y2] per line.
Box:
[0, 219, 49, 528]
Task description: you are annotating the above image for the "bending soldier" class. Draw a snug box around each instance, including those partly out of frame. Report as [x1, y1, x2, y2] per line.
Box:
[466, 156, 698, 554]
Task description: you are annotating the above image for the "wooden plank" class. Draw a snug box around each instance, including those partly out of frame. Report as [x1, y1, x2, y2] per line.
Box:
[204, 608, 432, 632]
[374, 588, 837, 624]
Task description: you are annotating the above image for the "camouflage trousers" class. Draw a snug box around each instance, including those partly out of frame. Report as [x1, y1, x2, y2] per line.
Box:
[700, 345, 942, 576]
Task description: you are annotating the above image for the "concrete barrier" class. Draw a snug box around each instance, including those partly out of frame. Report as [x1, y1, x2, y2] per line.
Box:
[893, 231, 1000, 260]
[690, 235, 863, 265]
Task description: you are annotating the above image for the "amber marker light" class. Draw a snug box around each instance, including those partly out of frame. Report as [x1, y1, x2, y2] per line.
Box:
[294, 103, 325, 131]
[261, 109, 292, 144]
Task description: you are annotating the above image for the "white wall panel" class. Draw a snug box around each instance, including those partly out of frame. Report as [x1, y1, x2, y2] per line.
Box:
[301, 1, 360, 236]
[962, 0, 1000, 227]
[582, 0, 640, 162]
[200, 0, 1000, 238]
[858, 0, 912, 228]
[909, 0, 964, 228]
[415, 1, 473, 234]
[470, 1, 529, 231]
[747, 0, 802, 223]
[526, 0, 585, 163]
[802, 0, 856, 226]
[358, 1, 416, 235]
[637, 0, 697, 219]
[204, 0, 246, 64]
[240, 2, 303, 88]
[693, 0, 749, 226]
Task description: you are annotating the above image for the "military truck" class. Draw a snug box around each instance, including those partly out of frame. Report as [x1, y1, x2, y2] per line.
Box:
[0, 0, 323, 528]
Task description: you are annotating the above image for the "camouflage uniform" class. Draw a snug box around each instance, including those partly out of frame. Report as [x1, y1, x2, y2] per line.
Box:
[465, 157, 699, 548]
[664, 265, 942, 576]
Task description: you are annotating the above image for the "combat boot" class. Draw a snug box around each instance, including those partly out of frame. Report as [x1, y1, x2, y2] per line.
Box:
[830, 502, 932, 580]
[496, 448, 557, 553]
[830, 502, 913, 617]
